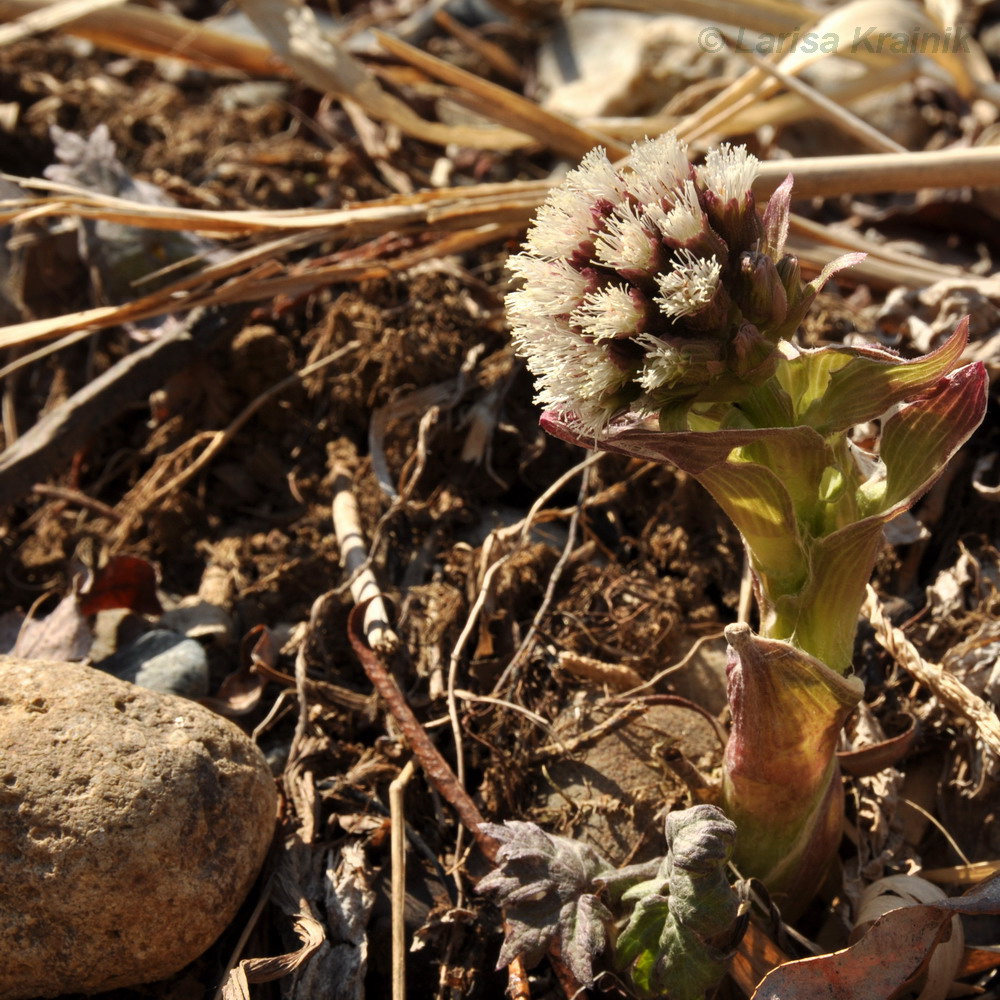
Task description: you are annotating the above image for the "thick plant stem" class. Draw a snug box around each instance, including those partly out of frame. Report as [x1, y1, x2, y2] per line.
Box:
[720, 624, 863, 911]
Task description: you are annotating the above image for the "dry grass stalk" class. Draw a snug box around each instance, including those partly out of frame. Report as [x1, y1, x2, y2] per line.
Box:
[373, 29, 629, 160]
[389, 759, 416, 1000]
[722, 31, 906, 155]
[920, 861, 1000, 886]
[3, 143, 999, 356]
[236, 0, 530, 151]
[710, 57, 920, 136]
[6, 147, 1000, 238]
[432, 8, 523, 84]
[112, 344, 360, 545]
[0, 0, 280, 74]
[574, 0, 806, 34]
[331, 463, 401, 656]
[863, 585, 1000, 760]
[0, 0, 127, 46]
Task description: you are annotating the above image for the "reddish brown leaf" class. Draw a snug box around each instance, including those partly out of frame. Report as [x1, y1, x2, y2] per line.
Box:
[198, 626, 278, 717]
[837, 713, 918, 778]
[78, 555, 162, 616]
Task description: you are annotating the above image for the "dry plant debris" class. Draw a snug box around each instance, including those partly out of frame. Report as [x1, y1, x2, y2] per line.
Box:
[1, 0, 1000, 997]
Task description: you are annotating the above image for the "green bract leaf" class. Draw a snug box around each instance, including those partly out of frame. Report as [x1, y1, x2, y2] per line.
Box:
[865, 360, 990, 514]
[792, 320, 970, 434]
[613, 806, 741, 1000]
[774, 518, 887, 673]
[786, 361, 989, 672]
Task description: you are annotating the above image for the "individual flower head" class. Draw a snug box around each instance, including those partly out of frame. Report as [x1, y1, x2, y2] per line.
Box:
[507, 134, 858, 438]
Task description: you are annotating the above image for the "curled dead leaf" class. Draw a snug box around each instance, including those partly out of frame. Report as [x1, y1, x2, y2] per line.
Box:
[752, 872, 1000, 1000]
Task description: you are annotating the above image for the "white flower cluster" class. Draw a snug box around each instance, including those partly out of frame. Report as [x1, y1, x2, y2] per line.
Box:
[507, 134, 763, 437]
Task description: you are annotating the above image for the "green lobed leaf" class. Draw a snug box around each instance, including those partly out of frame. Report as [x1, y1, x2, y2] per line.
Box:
[616, 893, 673, 980]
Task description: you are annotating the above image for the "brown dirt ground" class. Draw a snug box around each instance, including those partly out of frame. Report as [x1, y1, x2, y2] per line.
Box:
[2, 21, 1000, 1000]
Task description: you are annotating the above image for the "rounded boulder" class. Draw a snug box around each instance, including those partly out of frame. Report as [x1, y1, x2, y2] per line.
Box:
[0, 656, 276, 999]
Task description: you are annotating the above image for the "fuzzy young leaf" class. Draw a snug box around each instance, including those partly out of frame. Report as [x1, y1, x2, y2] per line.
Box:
[614, 806, 741, 1000]
[477, 821, 614, 984]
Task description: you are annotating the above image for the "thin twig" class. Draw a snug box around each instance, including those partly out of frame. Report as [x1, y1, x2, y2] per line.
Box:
[900, 796, 972, 866]
[112, 341, 359, 543]
[390, 759, 417, 1000]
[31, 482, 121, 521]
[436, 452, 600, 887]
[453, 689, 552, 732]
[0, 320, 201, 508]
[494, 463, 592, 695]
[527, 702, 649, 764]
[347, 600, 496, 861]
[621, 631, 726, 698]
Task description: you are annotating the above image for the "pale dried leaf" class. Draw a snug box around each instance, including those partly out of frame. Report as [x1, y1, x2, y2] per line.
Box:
[12, 593, 91, 661]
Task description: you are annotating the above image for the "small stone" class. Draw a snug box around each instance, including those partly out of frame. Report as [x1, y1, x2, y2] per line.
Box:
[0, 657, 276, 1000]
[160, 597, 235, 645]
[95, 628, 210, 698]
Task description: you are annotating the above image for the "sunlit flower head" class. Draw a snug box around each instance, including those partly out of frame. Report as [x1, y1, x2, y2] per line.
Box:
[507, 132, 859, 437]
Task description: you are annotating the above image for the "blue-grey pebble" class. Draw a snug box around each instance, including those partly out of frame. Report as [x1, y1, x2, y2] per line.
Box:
[95, 630, 209, 699]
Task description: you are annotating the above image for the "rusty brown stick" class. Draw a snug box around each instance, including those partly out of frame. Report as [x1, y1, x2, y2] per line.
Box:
[347, 600, 497, 862]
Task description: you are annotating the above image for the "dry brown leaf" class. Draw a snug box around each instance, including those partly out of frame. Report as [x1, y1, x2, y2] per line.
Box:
[752, 872, 1000, 1000]
[10, 592, 91, 661]
[853, 875, 964, 1000]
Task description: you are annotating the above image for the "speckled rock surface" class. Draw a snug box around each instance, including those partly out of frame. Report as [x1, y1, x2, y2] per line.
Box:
[0, 656, 276, 1000]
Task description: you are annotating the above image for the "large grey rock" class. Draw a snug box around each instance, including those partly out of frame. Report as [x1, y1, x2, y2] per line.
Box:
[0, 657, 276, 999]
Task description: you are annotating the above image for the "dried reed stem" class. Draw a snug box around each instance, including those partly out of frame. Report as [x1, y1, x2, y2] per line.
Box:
[863, 585, 1000, 759]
